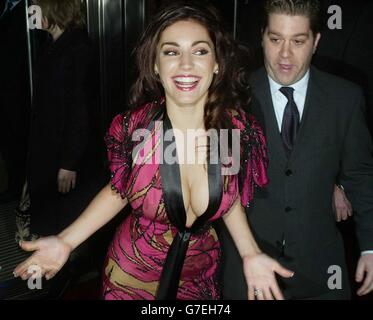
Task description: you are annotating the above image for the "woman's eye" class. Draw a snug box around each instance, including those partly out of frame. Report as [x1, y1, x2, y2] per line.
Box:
[163, 50, 178, 56]
[194, 49, 209, 55]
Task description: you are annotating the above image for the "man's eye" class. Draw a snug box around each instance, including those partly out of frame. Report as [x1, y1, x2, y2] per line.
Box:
[294, 40, 305, 45]
[270, 38, 280, 43]
[194, 49, 209, 55]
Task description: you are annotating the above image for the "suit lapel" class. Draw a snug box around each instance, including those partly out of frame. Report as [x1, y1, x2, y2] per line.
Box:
[251, 67, 328, 166]
[251, 68, 288, 164]
[289, 67, 327, 163]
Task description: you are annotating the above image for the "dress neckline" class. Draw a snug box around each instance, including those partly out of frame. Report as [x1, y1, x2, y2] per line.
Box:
[159, 111, 223, 232]
[153, 104, 223, 299]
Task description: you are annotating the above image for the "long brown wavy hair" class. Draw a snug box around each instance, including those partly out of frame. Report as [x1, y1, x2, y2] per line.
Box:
[129, 0, 251, 131]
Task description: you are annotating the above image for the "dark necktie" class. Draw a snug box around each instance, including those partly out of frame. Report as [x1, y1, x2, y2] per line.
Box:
[280, 87, 300, 154]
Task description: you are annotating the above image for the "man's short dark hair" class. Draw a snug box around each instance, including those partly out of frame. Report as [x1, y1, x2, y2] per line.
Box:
[262, 0, 321, 35]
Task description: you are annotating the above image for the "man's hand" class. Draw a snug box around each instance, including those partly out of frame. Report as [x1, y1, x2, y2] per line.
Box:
[356, 254, 373, 296]
[57, 168, 77, 194]
[332, 184, 352, 222]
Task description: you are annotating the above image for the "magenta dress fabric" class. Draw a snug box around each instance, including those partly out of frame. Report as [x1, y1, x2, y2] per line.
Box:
[101, 102, 268, 300]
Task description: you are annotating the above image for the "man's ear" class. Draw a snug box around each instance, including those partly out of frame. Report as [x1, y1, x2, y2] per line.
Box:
[313, 32, 321, 54]
[261, 27, 266, 47]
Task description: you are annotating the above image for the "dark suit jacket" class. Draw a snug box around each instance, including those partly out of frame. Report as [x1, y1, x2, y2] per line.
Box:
[218, 66, 373, 299]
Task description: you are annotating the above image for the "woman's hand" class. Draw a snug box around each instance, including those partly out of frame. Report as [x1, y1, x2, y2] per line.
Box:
[13, 236, 72, 281]
[243, 253, 294, 300]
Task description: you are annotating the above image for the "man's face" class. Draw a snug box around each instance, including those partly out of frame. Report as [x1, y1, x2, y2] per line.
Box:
[262, 13, 321, 86]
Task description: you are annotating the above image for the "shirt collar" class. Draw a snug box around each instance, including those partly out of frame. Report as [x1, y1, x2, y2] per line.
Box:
[268, 69, 310, 97]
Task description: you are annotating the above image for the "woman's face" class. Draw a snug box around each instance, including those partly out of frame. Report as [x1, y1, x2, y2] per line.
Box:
[154, 19, 218, 109]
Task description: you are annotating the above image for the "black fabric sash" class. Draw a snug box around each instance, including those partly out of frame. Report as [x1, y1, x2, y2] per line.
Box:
[157, 112, 223, 300]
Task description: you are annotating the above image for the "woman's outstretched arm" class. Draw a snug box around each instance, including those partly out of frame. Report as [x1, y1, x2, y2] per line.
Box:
[13, 183, 127, 280]
[58, 183, 127, 250]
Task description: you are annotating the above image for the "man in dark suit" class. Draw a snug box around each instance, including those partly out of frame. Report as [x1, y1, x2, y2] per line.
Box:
[219, 0, 373, 299]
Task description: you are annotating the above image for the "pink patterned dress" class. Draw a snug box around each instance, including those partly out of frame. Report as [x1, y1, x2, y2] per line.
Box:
[101, 101, 268, 300]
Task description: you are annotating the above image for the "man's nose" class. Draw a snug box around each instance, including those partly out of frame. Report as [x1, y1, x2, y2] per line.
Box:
[279, 41, 292, 58]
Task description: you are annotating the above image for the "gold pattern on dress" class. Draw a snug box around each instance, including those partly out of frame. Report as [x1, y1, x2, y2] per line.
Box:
[128, 184, 151, 203]
[105, 258, 159, 296]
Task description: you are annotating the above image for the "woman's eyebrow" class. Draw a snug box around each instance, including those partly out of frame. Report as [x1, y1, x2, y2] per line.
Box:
[160, 40, 212, 48]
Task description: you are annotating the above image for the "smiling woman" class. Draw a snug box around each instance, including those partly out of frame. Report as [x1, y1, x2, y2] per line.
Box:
[154, 20, 218, 110]
[14, 0, 293, 301]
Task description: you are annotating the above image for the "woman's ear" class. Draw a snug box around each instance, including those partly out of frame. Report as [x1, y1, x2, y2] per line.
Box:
[214, 64, 219, 74]
[154, 64, 159, 75]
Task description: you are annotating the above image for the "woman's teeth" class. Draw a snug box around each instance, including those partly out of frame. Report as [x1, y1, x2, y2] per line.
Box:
[173, 77, 200, 90]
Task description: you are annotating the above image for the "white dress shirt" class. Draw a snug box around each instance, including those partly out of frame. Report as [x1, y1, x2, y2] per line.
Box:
[268, 70, 309, 131]
[267, 70, 373, 256]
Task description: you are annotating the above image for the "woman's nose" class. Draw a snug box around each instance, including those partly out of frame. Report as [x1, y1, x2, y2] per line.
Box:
[179, 52, 193, 70]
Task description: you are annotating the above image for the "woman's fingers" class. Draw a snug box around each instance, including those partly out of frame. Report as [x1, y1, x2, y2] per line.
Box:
[274, 263, 295, 279]
[248, 285, 255, 300]
[14, 236, 70, 283]
[255, 288, 264, 300]
[250, 286, 267, 300]
[20, 270, 30, 280]
[262, 288, 273, 300]
[14, 255, 35, 277]
[270, 283, 285, 300]
[19, 263, 55, 281]
[45, 270, 56, 280]
[14, 241, 42, 276]
[243, 254, 291, 300]
[19, 239, 40, 252]
[19, 265, 42, 280]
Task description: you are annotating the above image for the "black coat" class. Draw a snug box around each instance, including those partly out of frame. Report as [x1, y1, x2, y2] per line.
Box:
[218, 67, 373, 299]
[27, 28, 103, 235]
